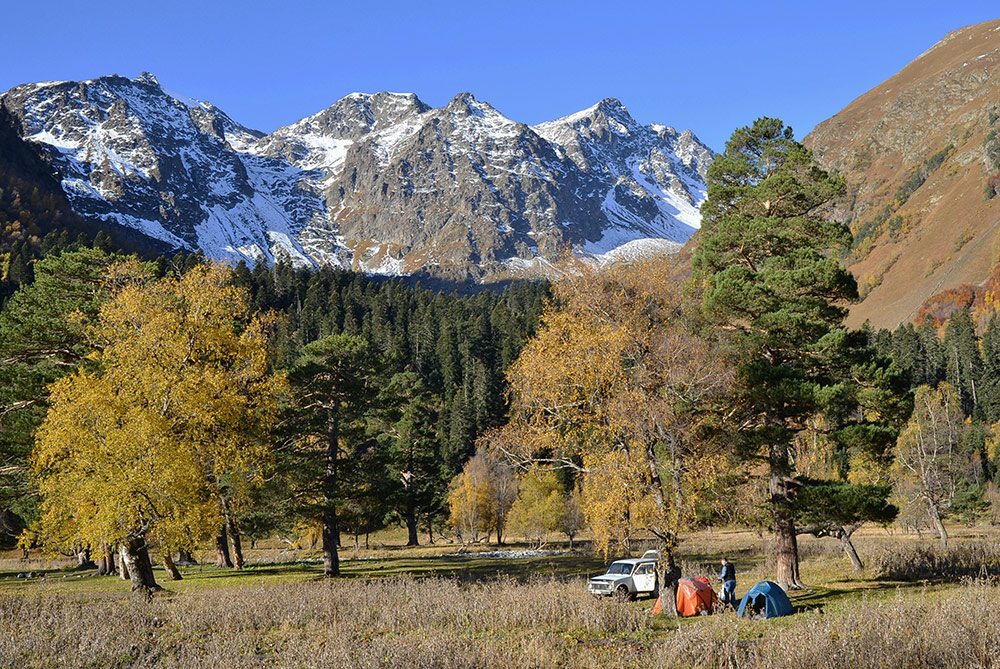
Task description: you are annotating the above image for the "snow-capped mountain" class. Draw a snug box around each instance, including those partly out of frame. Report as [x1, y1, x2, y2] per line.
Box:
[1, 73, 713, 279]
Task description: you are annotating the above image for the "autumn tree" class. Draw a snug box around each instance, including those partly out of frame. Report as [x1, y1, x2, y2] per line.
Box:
[30, 263, 283, 593]
[0, 248, 148, 545]
[690, 117, 898, 589]
[894, 383, 970, 548]
[489, 456, 518, 546]
[494, 255, 732, 614]
[447, 452, 497, 544]
[507, 470, 564, 547]
[285, 334, 382, 577]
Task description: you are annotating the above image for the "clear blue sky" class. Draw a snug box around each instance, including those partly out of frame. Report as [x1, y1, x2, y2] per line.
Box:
[2, 1, 997, 151]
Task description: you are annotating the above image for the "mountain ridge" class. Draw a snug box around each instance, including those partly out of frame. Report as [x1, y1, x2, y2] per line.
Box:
[1, 74, 713, 281]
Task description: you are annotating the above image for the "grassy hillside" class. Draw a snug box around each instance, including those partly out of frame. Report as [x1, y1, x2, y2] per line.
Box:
[804, 18, 1000, 328]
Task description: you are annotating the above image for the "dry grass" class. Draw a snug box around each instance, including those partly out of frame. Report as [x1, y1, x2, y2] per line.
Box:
[870, 539, 1000, 581]
[2, 575, 1000, 668]
[5, 524, 1000, 667]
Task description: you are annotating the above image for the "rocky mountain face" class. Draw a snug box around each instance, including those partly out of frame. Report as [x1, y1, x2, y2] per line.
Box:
[1, 75, 712, 281]
[804, 18, 1000, 328]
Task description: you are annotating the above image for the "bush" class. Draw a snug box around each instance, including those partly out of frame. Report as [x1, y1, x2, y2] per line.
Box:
[870, 540, 1000, 581]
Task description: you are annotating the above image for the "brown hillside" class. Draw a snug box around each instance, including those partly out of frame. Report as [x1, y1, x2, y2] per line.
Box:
[804, 18, 1000, 329]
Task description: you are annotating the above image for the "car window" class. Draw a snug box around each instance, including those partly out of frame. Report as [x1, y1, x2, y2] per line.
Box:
[606, 562, 631, 575]
[636, 564, 650, 575]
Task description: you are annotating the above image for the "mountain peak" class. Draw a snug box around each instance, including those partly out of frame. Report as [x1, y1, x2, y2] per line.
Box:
[534, 97, 638, 134]
[135, 72, 160, 86]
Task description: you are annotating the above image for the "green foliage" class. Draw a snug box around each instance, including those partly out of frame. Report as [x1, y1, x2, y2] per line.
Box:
[692, 117, 905, 582]
[692, 116, 859, 462]
[943, 309, 982, 416]
[793, 479, 897, 530]
[244, 263, 549, 480]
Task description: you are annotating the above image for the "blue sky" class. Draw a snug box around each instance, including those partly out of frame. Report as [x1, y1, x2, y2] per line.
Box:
[2, 1, 997, 151]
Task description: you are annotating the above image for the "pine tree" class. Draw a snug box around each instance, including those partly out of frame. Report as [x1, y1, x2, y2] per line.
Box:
[943, 309, 982, 416]
[691, 117, 879, 589]
[286, 334, 383, 577]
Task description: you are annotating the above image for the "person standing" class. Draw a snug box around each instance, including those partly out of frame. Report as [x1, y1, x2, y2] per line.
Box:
[718, 557, 736, 608]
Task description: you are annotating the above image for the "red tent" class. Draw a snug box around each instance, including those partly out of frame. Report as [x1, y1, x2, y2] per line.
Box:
[652, 577, 718, 616]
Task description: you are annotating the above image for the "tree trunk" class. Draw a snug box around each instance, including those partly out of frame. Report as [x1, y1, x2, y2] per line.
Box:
[838, 529, 865, 573]
[228, 517, 245, 570]
[640, 438, 681, 616]
[119, 535, 161, 594]
[215, 526, 233, 568]
[117, 549, 130, 581]
[929, 505, 949, 549]
[656, 548, 682, 617]
[95, 543, 111, 574]
[773, 506, 803, 588]
[406, 507, 420, 546]
[770, 443, 803, 589]
[76, 547, 95, 569]
[163, 554, 183, 580]
[404, 460, 419, 547]
[105, 544, 116, 575]
[178, 548, 196, 565]
[323, 412, 341, 577]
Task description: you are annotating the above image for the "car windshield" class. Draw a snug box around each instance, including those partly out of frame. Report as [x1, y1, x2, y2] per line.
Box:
[605, 562, 633, 575]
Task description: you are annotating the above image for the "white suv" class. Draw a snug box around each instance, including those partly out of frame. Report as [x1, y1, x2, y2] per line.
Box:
[587, 551, 659, 600]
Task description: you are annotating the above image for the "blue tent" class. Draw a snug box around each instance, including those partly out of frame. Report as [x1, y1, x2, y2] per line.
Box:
[736, 581, 794, 619]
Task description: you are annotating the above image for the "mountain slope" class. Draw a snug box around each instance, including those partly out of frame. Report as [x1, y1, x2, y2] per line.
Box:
[2, 73, 320, 266]
[1, 75, 713, 280]
[804, 18, 1000, 328]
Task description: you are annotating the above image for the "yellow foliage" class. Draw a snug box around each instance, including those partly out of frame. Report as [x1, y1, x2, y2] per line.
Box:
[30, 263, 286, 554]
[507, 470, 565, 546]
[581, 449, 656, 557]
[447, 454, 497, 543]
[493, 256, 734, 558]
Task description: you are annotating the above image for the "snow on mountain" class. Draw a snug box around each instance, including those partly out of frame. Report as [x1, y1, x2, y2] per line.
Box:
[533, 98, 712, 255]
[1, 73, 317, 266]
[1, 74, 714, 280]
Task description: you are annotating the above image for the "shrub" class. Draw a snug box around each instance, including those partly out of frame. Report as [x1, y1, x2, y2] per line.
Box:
[869, 540, 1000, 581]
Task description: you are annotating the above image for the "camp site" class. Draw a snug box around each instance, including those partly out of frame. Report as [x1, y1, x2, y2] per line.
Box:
[7, 4, 1000, 667]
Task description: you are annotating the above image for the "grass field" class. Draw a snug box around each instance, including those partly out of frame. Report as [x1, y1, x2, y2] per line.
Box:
[2, 525, 999, 667]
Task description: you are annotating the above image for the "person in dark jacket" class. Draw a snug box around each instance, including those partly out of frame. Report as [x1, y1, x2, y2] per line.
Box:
[718, 557, 736, 608]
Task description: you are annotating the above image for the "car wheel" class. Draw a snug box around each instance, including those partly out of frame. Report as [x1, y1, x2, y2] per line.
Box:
[614, 585, 633, 602]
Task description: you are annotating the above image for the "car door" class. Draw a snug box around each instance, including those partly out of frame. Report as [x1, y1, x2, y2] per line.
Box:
[632, 562, 655, 593]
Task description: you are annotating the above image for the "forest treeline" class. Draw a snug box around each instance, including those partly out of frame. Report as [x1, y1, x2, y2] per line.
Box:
[0, 242, 551, 575]
[5, 115, 1000, 614]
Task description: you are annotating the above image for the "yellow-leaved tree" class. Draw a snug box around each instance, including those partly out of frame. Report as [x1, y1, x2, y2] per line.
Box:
[447, 453, 498, 545]
[30, 263, 285, 593]
[507, 469, 565, 547]
[490, 255, 733, 615]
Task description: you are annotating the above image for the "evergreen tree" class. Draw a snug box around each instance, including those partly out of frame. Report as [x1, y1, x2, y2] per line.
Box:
[286, 334, 383, 577]
[691, 117, 893, 589]
[943, 309, 982, 416]
[376, 372, 443, 545]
